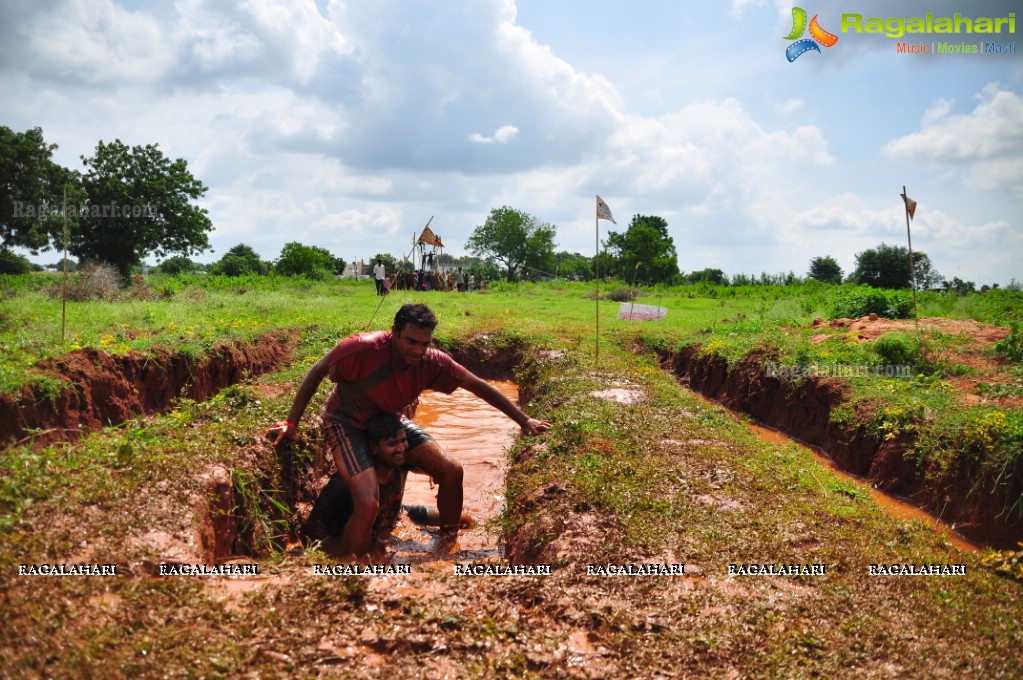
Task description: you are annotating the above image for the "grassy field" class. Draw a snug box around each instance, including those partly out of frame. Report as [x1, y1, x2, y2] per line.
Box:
[1, 272, 1022, 676]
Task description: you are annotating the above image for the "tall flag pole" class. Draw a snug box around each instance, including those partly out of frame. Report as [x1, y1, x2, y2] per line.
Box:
[61, 185, 69, 346]
[595, 195, 616, 366]
[901, 186, 920, 340]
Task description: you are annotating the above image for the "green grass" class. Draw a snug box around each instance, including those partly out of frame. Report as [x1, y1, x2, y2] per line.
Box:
[2, 273, 1023, 676]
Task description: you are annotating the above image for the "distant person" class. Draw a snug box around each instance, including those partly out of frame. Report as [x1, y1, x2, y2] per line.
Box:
[373, 259, 387, 296]
[268, 303, 550, 556]
[456, 267, 466, 292]
[303, 412, 472, 553]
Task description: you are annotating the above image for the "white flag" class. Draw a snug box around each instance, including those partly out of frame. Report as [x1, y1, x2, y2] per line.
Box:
[596, 195, 616, 224]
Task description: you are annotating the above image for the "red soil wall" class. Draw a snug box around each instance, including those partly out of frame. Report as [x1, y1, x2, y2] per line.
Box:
[660, 346, 1022, 549]
[0, 331, 297, 450]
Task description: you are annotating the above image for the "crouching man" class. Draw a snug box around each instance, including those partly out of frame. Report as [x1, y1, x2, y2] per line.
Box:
[270, 303, 549, 556]
[304, 412, 471, 553]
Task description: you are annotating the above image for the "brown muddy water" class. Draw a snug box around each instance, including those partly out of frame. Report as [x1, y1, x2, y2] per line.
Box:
[389, 380, 519, 562]
[694, 393, 981, 554]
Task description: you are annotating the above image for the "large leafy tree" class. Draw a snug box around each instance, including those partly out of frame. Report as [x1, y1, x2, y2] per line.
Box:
[372, 252, 407, 274]
[209, 244, 269, 276]
[851, 243, 940, 290]
[155, 255, 201, 275]
[0, 125, 82, 253]
[553, 251, 593, 280]
[603, 214, 679, 285]
[73, 139, 212, 278]
[275, 242, 339, 279]
[466, 206, 556, 281]
[808, 255, 843, 284]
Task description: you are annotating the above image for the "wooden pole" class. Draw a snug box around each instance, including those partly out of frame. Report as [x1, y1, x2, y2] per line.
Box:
[595, 214, 600, 367]
[903, 185, 920, 341]
[61, 185, 68, 345]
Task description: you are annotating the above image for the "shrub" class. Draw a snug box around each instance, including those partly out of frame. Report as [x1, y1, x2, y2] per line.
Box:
[58, 263, 122, 301]
[872, 332, 920, 368]
[607, 287, 640, 302]
[830, 286, 913, 319]
[995, 322, 1023, 362]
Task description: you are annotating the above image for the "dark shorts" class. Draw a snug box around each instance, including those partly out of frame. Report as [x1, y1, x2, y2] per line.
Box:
[322, 417, 432, 477]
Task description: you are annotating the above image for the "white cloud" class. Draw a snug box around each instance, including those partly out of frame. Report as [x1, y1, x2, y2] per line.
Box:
[470, 125, 520, 144]
[883, 84, 1023, 196]
[777, 98, 805, 114]
[7, 0, 174, 84]
[1, 0, 1018, 284]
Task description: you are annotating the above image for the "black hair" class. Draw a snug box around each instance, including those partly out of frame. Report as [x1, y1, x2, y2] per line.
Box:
[392, 303, 438, 334]
[365, 412, 404, 447]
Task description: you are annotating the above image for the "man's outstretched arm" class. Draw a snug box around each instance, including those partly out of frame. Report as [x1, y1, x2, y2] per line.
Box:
[459, 372, 551, 435]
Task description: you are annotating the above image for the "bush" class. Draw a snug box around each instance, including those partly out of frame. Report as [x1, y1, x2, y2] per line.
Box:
[54, 263, 122, 301]
[587, 287, 639, 302]
[996, 322, 1023, 362]
[872, 332, 920, 368]
[830, 286, 913, 319]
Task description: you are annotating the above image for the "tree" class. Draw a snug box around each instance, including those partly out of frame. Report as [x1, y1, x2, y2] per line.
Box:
[155, 255, 201, 275]
[808, 255, 843, 284]
[602, 215, 679, 285]
[852, 243, 939, 290]
[0, 248, 34, 274]
[553, 251, 593, 281]
[686, 268, 727, 285]
[370, 253, 396, 274]
[73, 139, 212, 279]
[0, 126, 83, 253]
[913, 253, 943, 291]
[275, 242, 338, 279]
[209, 244, 269, 276]
[466, 206, 556, 281]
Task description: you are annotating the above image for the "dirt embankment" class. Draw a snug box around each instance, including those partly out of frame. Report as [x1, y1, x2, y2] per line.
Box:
[0, 331, 298, 450]
[658, 345, 1022, 549]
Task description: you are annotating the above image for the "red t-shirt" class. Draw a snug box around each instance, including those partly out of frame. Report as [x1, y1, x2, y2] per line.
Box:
[321, 330, 468, 428]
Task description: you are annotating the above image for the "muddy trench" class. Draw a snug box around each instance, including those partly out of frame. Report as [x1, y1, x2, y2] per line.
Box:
[198, 337, 529, 565]
[658, 344, 1023, 549]
[0, 330, 299, 450]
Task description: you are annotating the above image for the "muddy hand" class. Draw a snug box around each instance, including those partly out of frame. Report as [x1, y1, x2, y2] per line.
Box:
[520, 417, 552, 436]
[266, 420, 297, 446]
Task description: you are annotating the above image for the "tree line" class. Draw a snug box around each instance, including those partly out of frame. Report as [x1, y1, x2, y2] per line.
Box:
[1, 125, 998, 292]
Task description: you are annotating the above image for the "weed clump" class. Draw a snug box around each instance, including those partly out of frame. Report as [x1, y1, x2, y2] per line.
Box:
[995, 322, 1023, 362]
[610, 287, 640, 302]
[830, 285, 912, 319]
[872, 332, 920, 369]
[58, 263, 122, 301]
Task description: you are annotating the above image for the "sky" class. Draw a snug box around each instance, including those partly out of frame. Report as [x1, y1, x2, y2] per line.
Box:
[1, 0, 1020, 285]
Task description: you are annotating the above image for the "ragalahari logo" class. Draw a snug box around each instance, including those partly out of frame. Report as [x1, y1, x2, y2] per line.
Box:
[784, 7, 839, 61]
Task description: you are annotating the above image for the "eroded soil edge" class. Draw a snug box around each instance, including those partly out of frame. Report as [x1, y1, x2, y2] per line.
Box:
[658, 344, 1022, 549]
[0, 330, 299, 450]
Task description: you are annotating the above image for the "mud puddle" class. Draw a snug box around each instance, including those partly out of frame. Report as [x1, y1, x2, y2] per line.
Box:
[694, 393, 980, 553]
[390, 380, 519, 562]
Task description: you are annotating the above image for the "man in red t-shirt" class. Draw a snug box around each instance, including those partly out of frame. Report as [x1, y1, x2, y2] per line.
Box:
[270, 303, 550, 555]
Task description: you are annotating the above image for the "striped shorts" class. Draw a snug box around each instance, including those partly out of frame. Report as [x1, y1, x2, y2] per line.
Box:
[322, 417, 433, 477]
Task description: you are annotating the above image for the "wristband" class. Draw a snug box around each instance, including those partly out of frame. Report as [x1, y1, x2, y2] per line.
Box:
[275, 420, 297, 430]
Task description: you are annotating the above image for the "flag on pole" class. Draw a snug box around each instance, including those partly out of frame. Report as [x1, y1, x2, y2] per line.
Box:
[418, 225, 444, 248]
[900, 192, 917, 220]
[596, 195, 616, 224]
